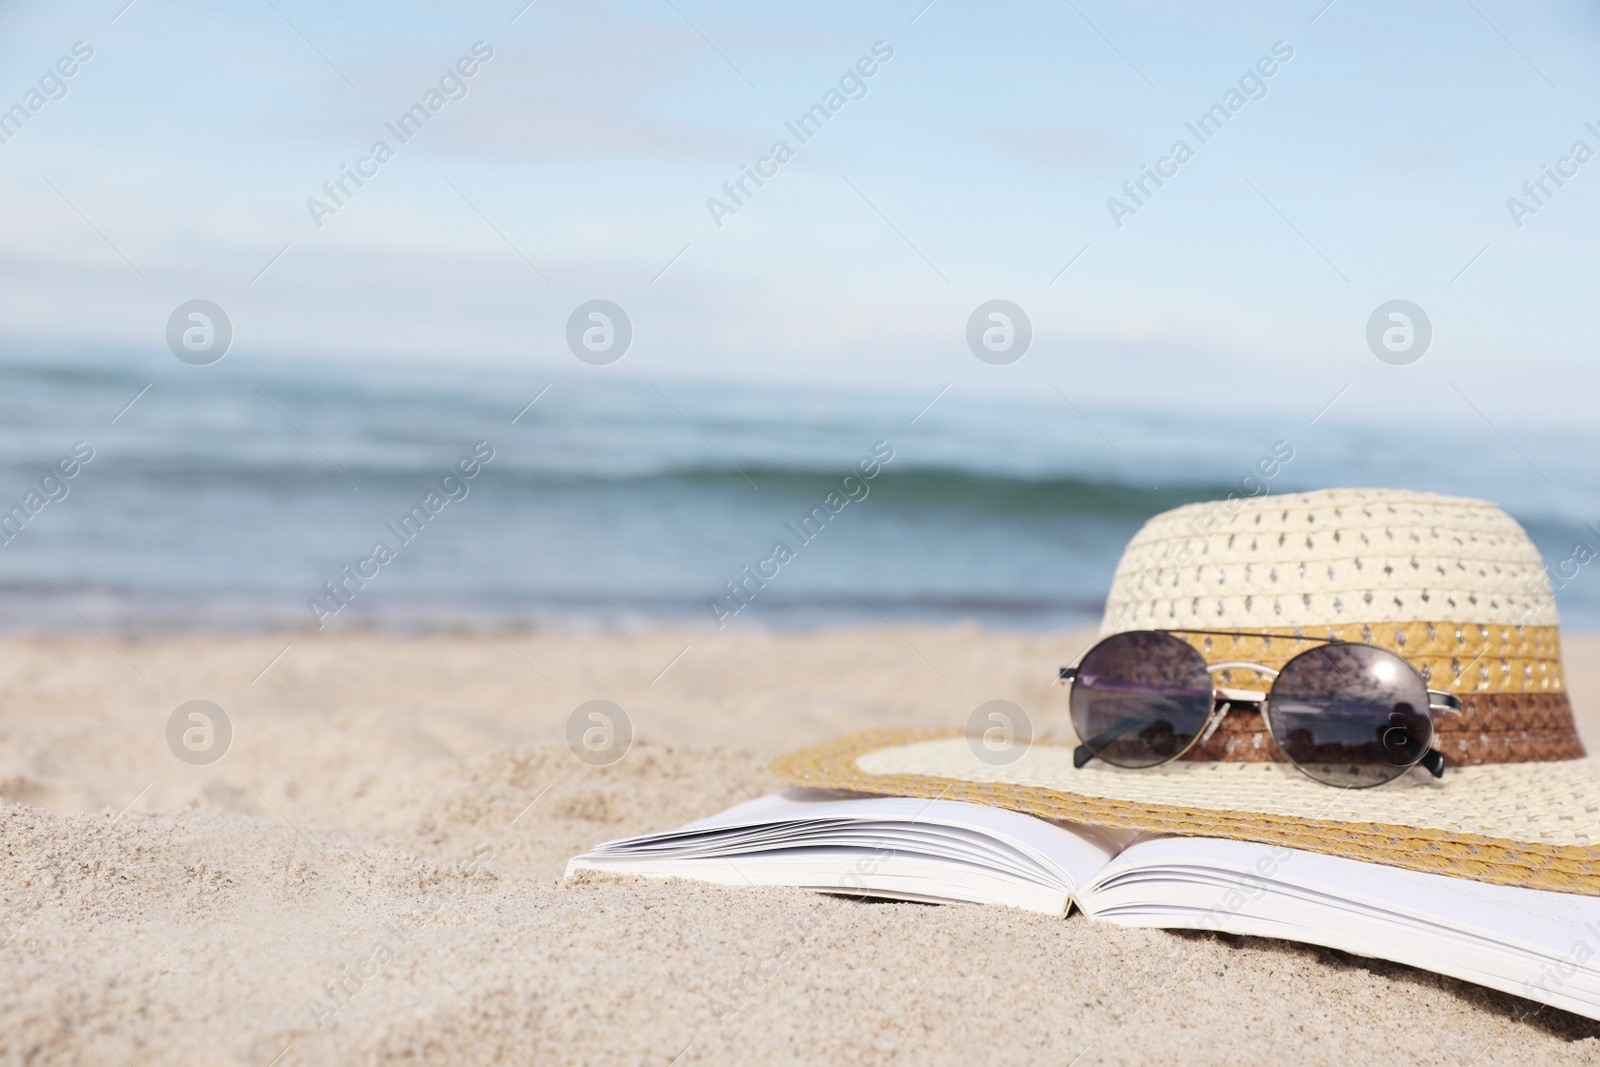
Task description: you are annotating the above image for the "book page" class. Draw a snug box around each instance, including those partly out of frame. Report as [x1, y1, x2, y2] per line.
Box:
[569, 789, 1127, 910]
[1080, 835, 1600, 1018]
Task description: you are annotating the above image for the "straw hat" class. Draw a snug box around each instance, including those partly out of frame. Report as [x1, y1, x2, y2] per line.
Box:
[773, 489, 1600, 895]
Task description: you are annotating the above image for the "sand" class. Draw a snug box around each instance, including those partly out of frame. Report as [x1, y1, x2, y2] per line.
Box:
[3, 624, 1600, 1065]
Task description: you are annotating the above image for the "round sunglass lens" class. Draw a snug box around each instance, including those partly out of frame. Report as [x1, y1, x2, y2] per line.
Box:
[1266, 644, 1433, 787]
[1070, 632, 1214, 768]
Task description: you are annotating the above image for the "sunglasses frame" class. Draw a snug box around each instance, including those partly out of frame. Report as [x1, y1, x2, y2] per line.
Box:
[1057, 629, 1464, 785]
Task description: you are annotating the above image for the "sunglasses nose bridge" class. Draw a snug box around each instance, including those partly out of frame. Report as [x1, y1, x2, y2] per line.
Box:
[1199, 661, 1278, 759]
[1197, 699, 1233, 745]
[1205, 660, 1280, 679]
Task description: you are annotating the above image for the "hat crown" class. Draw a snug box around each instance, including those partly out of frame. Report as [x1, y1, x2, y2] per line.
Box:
[1095, 488, 1579, 766]
[1101, 487, 1557, 634]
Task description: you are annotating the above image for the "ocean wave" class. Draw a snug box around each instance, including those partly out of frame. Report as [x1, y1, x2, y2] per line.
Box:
[0, 452, 1237, 517]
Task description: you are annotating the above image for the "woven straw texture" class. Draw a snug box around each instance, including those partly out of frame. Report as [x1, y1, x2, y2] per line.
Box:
[1102, 488, 1559, 633]
[1160, 623, 1564, 696]
[770, 729, 1600, 895]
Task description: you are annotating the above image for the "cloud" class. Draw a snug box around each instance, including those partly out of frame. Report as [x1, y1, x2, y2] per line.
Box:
[263, 1, 832, 162]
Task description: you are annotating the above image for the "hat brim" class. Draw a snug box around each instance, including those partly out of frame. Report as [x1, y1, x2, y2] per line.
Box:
[771, 728, 1600, 896]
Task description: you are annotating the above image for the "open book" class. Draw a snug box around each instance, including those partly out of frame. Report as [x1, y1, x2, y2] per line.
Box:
[567, 789, 1600, 1021]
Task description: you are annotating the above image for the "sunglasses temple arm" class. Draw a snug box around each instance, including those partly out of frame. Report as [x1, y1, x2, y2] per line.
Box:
[1421, 691, 1456, 778]
[1428, 690, 1463, 716]
[1072, 714, 1161, 769]
[1062, 669, 1096, 767]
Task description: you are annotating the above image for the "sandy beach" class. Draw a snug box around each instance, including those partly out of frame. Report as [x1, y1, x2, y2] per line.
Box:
[4, 624, 1600, 1065]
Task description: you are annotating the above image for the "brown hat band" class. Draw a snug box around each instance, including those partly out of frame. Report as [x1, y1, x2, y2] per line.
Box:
[1183, 691, 1584, 766]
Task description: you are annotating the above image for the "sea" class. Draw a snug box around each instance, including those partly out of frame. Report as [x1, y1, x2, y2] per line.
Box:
[2, 349, 1598, 635]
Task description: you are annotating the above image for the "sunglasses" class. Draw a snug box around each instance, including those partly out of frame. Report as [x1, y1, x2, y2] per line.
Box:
[1057, 629, 1464, 788]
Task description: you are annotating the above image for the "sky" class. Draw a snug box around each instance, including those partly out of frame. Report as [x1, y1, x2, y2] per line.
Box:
[2, 0, 1598, 428]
